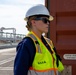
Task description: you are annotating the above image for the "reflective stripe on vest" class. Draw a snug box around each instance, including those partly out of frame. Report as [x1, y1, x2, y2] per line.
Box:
[27, 31, 64, 75]
[28, 70, 58, 75]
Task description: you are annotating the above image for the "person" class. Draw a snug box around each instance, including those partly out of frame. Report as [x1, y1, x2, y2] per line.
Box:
[14, 4, 64, 75]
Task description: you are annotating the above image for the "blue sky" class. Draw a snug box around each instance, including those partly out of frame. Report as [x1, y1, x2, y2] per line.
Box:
[0, 0, 45, 34]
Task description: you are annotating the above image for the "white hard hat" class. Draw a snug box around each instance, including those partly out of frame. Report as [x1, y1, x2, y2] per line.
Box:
[24, 4, 53, 21]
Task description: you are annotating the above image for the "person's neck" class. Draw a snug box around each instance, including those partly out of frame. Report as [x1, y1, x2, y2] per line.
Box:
[32, 30, 42, 39]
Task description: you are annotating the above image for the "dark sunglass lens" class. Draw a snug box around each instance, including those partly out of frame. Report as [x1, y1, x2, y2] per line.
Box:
[34, 17, 50, 24]
[42, 18, 50, 24]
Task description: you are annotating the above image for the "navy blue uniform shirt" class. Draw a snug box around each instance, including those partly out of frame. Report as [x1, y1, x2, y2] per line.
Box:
[14, 37, 36, 75]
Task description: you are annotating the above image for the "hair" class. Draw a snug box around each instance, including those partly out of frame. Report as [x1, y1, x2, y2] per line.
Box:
[26, 16, 36, 31]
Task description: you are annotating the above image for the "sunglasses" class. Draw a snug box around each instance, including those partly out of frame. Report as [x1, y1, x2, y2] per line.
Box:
[34, 17, 50, 24]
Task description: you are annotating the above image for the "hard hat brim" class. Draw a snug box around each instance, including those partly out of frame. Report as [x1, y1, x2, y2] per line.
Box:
[49, 15, 54, 21]
[24, 15, 54, 21]
[24, 17, 28, 21]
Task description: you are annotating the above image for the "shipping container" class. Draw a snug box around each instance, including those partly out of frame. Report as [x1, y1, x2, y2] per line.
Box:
[46, 0, 76, 75]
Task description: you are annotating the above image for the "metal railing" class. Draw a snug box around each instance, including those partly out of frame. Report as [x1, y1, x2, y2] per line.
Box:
[0, 32, 25, 43]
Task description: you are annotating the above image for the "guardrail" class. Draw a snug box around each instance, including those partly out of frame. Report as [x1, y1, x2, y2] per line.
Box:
[0, 32, 25, 49]
[0, 32, 25, 42]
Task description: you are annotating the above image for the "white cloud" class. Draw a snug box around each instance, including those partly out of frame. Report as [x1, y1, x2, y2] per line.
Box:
[0, 0, 45, 34]
[0, 5, 27, 34]
[0, 0, 45, 5]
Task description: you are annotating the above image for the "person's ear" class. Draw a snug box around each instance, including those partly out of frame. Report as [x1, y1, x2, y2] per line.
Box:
[31, 20, 36, 26]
